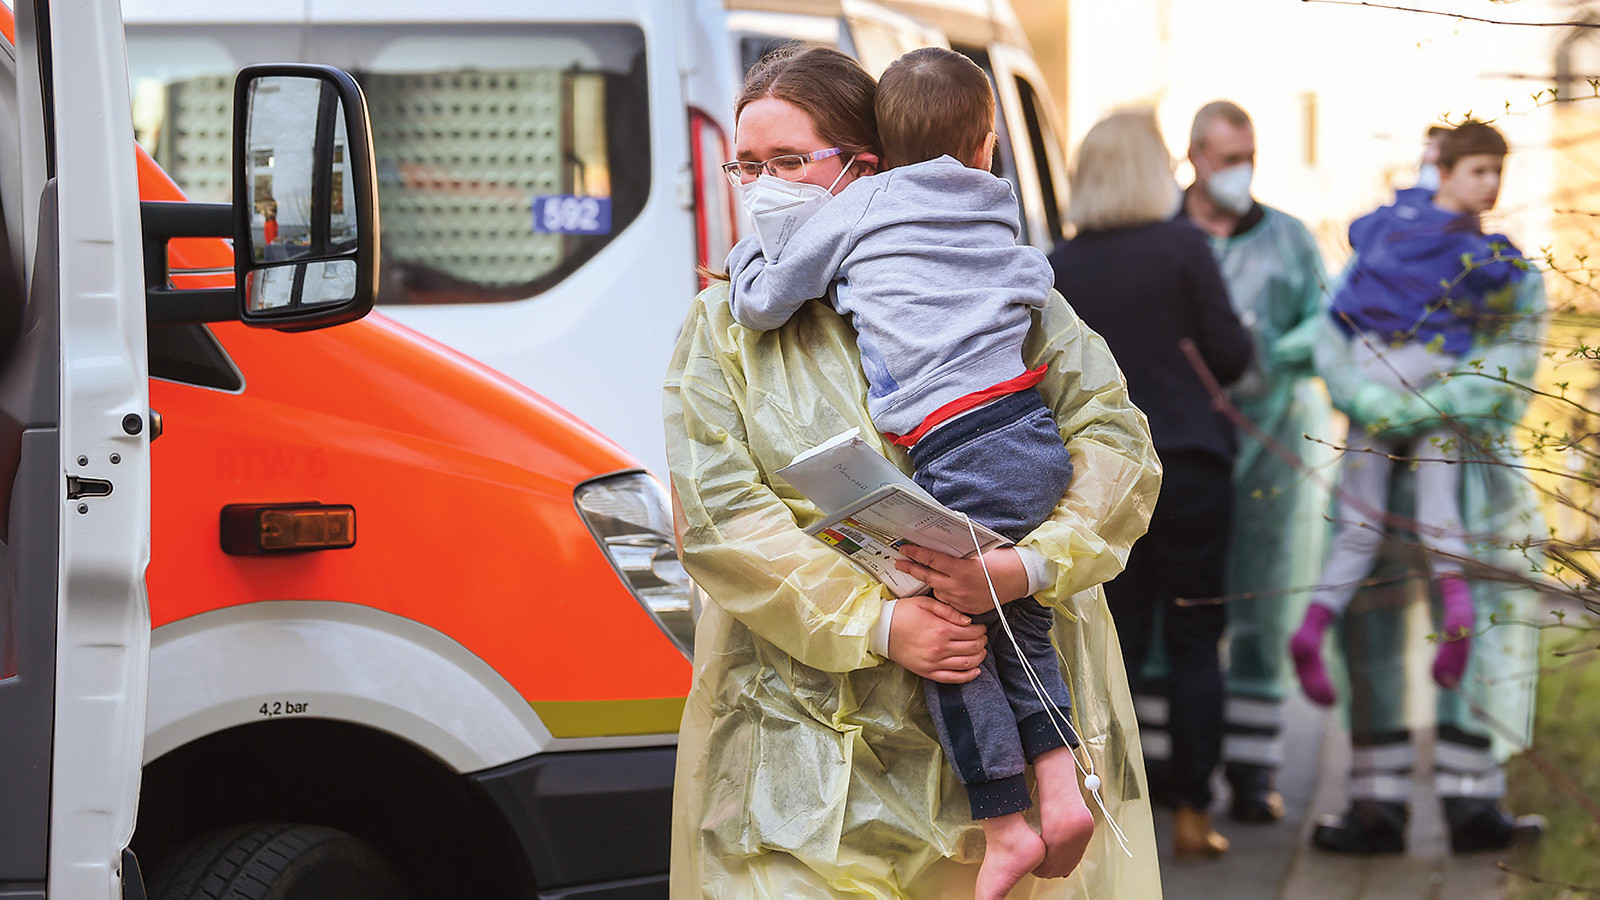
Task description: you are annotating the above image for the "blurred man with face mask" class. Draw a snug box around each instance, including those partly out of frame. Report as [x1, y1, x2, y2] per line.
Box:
[1132, 100, 1335, 826]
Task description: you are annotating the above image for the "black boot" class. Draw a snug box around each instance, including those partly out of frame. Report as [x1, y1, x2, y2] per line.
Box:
[1442, 797, 1545, 853]
[1226, 763, 1286, 823]
[1311, 800, 1408, 854]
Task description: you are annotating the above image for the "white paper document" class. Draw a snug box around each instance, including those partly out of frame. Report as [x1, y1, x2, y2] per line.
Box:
[776, 427, 938, 515]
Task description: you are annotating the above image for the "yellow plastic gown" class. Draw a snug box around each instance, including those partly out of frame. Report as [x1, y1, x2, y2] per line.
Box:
[664, 282, 1163, 898]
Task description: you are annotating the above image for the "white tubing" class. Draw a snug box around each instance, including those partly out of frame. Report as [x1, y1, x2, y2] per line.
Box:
[963, 515, 1134, 858]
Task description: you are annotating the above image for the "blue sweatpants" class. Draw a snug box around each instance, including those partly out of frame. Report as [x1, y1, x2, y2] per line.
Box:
[906, 388, 1077, 819]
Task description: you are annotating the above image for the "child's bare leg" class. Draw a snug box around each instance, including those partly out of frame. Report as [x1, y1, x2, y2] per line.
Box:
[1031, 746, 1096, 878]
[977, 812, 1046, 900]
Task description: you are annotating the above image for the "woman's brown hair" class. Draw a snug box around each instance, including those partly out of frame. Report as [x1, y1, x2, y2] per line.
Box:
[699, 45, 880, 282]
[735, 44, 880, 159]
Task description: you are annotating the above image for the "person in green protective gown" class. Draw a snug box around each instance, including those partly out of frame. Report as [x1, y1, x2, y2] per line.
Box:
[1134, 99, 1335, 824]
[1297, 122, 1548, 855]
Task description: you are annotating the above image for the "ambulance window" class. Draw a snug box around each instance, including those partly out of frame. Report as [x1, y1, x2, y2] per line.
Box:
[1015, 77, 1067, 243]
[149, 325, 243, 392]
[126, 24, 651, 306]
[332, 26, 651, 305]
[126, 27, 306, 202]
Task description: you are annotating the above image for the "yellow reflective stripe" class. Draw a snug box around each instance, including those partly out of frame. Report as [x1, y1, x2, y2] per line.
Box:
[529, 697, 685, 738]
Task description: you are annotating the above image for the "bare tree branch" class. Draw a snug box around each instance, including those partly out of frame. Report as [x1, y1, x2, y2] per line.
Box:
[1301, 0, 1600, 28]
[1496, 863, 1600, 894]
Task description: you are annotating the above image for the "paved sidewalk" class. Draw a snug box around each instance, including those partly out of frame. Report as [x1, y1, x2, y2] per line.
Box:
[1156, 692, 1511, 900]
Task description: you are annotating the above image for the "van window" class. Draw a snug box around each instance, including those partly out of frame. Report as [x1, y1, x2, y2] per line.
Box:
[740, 34, 837, 75]
[127, 27, 305, 200]
[953, 45, 1027, 245]
[127, 24, 650, 306]
[1014, 76, 1067, 244]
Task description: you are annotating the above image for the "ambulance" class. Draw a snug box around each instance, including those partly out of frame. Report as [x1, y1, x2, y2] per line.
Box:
[119, 0, 1073, 479]
[2, 0, 1070, 895]
[0, 0, 696, 896]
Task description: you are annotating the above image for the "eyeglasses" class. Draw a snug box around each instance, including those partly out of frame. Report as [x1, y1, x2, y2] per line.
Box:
[721, 147, 843, 187]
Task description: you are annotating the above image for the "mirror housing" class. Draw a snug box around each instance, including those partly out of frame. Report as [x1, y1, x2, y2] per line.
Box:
[232, 64, 379, 331]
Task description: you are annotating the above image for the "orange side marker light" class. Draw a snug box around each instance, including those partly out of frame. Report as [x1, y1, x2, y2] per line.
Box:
[221, 503, 356, 555]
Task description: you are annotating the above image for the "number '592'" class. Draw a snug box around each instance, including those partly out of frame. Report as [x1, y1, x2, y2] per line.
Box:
[532, 195, 611, 235]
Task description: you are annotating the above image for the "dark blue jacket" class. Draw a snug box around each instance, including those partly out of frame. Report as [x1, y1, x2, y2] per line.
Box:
[1330, 198, 1525, 354]
[1050, 219, 1253, 466]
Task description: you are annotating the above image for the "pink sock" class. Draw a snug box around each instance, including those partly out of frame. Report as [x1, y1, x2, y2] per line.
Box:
[1433, 575, 1474, 688]
[1290, 603, 1338, 706]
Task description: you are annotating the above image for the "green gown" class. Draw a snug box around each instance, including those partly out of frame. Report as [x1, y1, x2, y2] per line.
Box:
[1206, 206, 1335, 722]
[1315, 270, 1547, 764]
[1136, 205, 1335, 778]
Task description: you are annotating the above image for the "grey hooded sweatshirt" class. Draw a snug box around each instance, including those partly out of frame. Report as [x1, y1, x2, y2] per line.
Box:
[727, 156, 1053, 438]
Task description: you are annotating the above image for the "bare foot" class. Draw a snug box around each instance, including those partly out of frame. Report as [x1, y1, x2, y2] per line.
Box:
[977, 812, 1046, 900]
[1031, 747, 1095, 878]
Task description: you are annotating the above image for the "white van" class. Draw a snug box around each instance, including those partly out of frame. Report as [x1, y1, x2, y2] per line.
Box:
[119, 0, 1073, 479]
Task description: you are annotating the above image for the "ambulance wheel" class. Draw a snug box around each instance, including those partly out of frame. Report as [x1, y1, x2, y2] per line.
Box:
[148, 822, 408, 900]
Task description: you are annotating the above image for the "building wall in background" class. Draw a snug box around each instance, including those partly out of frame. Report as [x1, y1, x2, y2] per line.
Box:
[1022, 0, 1570, 278]
[1011, 0, 1067, 135]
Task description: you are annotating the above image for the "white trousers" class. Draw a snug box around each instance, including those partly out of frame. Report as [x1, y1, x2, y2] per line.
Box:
[1313, 340, 1468, 614]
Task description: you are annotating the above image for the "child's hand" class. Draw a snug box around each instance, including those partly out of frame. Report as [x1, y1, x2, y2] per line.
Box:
[1370, 390, 1438, 439]
[1346, 382, 1402, 426]
[895, 545, 1030, 617]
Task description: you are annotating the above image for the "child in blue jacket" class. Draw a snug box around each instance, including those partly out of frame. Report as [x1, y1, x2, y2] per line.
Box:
[1291, 122, 1528, 705]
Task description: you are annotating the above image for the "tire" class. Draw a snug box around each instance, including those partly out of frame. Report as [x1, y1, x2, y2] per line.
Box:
[147, 823, 409, 900]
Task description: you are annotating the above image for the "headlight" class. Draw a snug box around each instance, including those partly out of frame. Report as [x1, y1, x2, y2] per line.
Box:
[574, 472, 702, 658]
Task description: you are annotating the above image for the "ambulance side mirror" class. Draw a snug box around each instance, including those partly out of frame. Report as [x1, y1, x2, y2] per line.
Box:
[232, 65, 378, 331]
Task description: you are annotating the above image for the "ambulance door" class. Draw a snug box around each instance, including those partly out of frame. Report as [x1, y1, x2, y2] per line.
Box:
[0, 0, 153, 897]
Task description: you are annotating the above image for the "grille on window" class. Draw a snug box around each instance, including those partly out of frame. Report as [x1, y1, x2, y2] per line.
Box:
[364, 70, 568, 288]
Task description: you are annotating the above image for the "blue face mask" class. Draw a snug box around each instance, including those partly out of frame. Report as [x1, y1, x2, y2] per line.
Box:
[1416, 163, 1441, 192]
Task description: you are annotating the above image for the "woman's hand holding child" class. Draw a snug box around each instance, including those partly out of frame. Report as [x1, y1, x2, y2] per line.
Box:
[895, 544, 1031, 617]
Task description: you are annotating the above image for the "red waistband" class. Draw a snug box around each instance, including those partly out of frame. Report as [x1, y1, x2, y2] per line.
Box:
[883, 364, 1048, 448]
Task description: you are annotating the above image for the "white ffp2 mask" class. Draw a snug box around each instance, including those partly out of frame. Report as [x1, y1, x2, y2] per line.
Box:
[739, 156, 855, 257]
[1205, 162, 1254, 215]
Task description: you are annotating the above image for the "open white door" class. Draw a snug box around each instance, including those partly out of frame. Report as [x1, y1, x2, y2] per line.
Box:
[0, 0, 151, 897]
[41, 0, 153, 892]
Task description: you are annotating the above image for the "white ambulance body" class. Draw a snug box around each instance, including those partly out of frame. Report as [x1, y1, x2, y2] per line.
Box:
[119, 0, 1073, 479]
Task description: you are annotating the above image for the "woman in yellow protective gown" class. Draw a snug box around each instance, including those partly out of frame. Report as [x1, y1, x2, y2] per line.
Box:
[664, 45, 1164, 898]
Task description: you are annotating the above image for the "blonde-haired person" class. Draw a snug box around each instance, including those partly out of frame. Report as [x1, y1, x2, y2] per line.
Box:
[1065, 108, 1183, 233]
[1048, 107, 1254, 860]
